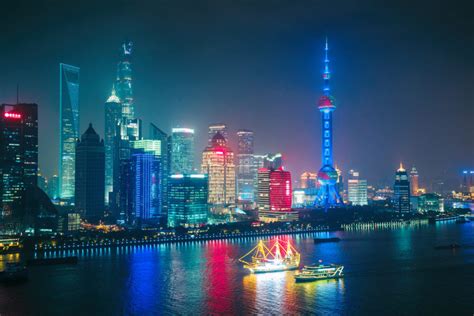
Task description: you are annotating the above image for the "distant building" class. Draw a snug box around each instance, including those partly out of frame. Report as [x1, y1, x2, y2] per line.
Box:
[47, 175, 59, 200]
[410, 167, 419, 196]
[37, 168, 48, 193]
[201, 132, 235, 213]
[393, 163, 411, 213]
[167, 174, 208, 228]
[59, 63, 80, 200]
[257, 167, 295, 222]
[347, 170, 368, 206]
[0, 103, 38, 217]
[208, 123, 228, 145]
[75, 124, 105, 223]
[236, 130, 255, 203]
[418, 193, 444, 213]
[104, 86, 122, 204]
[300, 172, 318, 189]
[171, 128, 195, 174]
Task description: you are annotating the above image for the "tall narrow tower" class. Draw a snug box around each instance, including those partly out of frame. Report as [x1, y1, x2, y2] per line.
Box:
[314, 39, 343, 208]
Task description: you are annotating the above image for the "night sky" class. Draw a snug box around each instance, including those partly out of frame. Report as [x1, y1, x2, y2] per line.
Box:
[1, 0, 472, 188]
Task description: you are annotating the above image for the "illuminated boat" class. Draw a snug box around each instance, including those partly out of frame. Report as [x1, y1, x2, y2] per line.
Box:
[295, 261, 344, 282]
[239, 238, 300, 273]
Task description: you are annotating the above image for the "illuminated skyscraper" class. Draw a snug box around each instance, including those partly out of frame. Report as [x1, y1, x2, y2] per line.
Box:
[116, 41, 134, 119]
[104, 86, 122, 203]
[171, 128, 195, 174]
[0, 103, 38, 217]
[236, 130, 255, 202]
[257, 168, 292, 212]
[201, 132, 235, 213]
[347, 170, 368, 206]
[410, 166, 419, 196]
[314, 39, 343, 209]
[208, 123, 228, 145]
[131, 140, 163, 223]
[168, 174, 208, 228]
[59, 63, 80, 200]
[149, 124, 169, 219]
[75, 124, 105, 223]
[394, 163, 411, 213]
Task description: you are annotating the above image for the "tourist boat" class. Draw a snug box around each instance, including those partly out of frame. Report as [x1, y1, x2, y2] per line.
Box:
[295, 261, 344, 282]
[239, 238, 300, 273]
[0, 262, 28, 283]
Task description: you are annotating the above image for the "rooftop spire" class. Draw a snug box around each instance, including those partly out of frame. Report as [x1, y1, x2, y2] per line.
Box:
[323, 37, 330, 96]
[106, 84, 121, 103]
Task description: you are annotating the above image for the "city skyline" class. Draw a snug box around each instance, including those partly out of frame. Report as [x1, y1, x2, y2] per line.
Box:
[1, 0, 472, 188]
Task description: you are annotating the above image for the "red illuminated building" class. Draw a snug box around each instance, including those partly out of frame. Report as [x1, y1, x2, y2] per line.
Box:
[257, 167, 295, 222]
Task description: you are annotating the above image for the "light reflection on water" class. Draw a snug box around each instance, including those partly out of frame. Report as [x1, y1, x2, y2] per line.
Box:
[0, 222, 473, 315]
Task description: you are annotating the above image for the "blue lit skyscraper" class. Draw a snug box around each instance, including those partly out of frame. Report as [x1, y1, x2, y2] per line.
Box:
[116, 41, 134, 119]
[131, 140, 163, 223]
[59, 63, 80, 200]
[314, 39, 343, 208]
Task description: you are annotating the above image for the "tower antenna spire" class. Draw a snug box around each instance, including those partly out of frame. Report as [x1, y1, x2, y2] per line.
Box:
[323, 37, 330, 96]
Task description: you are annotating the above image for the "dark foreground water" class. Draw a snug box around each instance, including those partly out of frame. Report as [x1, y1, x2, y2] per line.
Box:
[1, 222, 473, 315]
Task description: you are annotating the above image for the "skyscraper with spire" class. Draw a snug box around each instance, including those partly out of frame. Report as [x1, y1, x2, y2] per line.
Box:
[394, 163, 411, 213]
[104, 86, 122, 203]
[116, 41, 134, 119]
[314, 39, 343, 209]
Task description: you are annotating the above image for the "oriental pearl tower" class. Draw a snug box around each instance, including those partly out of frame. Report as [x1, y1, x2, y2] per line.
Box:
[314, 39, 344, 209]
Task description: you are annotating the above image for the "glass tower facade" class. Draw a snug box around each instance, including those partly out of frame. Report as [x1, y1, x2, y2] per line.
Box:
[104, 87, 122, 203]
[394, 164, 411, 213]
[131, 140, 163, 222]
[167, 174, 208, 228]
[116, 41, 134, 119]
[236, 130, 255, 202]
[208, 123, 228, 145]
[171, 128, 195, 174]
[201, 132, 235, 212]
[59, 63, 80, 200]
[0, 104, 38, 217]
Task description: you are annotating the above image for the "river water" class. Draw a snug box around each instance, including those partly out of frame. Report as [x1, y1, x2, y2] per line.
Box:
[1, 222, 473, 315]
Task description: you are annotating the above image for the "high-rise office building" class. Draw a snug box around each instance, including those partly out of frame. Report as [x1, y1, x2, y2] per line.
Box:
[257, 167, 294, 222]
[149, 124, 169, 220]
[314, 39, 343, 208]
[300, 172, 318, 189]
[393, 163, 411, 213]
[347, 170, 368, 206]
[167, 174, 208, 228]
[410, 166, 419, 196]
[59, 63, 80, 200]
[116, 41, 134, 119]
[236, 130, 255, 202]
[171, 128, 195, 174]
[0, 103, 38, 217]
[131, 152, 160, 223]
[208, 124, 228, 145]
[131, 140, 163, 223]
[201, 132, 235, 212]
[75, 124, 105, 223]
[104, 86, 122, 203]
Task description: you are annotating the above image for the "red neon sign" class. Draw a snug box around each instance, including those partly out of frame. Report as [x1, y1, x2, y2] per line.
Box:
[4, 112, 22, 119]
